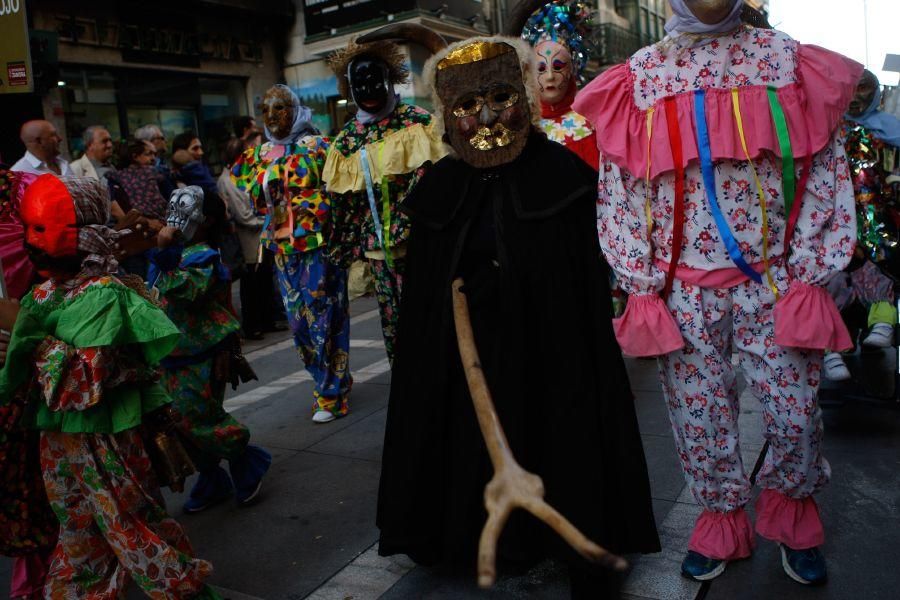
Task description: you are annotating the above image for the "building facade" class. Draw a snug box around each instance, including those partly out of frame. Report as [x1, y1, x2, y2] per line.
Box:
[285, 0, 488, 135]
[7, 0, 294, 169]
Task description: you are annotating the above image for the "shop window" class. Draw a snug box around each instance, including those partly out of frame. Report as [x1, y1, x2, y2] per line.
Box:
[59, 68, 122, 158]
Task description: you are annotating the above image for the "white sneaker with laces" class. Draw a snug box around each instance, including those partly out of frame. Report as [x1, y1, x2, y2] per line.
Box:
[862, 322, 894, 348]
[823, 352, 851, 381]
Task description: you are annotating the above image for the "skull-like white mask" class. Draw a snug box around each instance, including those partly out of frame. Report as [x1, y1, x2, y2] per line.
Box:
[166, 186, 205, 241]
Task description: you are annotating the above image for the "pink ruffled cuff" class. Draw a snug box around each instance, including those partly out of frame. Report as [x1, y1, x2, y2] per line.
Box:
[774, 281, 853, 351]
[688, 508, 755, 561]
[755, 489, 825, 550]
[612, 294, 684, 357]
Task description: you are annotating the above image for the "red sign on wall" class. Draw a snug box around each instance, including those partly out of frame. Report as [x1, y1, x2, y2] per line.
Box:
[7, 61, 27, 86]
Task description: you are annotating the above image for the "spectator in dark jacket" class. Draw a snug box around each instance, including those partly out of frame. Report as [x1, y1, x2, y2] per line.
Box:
[172, 131, 217, 197]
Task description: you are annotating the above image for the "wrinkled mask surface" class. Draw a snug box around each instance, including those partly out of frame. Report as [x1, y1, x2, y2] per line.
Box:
[348, 57, 392, 114]
[436, 43, 531, 169]
[262, 86, 296, 140]
[166, 186, 206, 241]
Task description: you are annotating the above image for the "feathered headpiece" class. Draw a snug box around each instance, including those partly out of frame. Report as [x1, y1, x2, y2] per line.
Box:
[508, 0, 594, 79]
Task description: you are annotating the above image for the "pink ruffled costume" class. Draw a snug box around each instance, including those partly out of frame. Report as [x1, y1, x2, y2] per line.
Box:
[574, 26, 862, 560]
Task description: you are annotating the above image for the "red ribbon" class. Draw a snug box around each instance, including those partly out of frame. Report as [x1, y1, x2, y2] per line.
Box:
[663, 97, 686, 301]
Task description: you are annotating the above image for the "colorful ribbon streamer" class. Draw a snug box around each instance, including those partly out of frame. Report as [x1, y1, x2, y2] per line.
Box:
[693, 89, 762, 285]
[644, 107, 655, 238]
[732, 88, 778, 298]
[663, 97, 686, 300]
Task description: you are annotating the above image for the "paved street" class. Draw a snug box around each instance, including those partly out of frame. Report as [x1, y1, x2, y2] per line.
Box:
[2, 294, 899, 599]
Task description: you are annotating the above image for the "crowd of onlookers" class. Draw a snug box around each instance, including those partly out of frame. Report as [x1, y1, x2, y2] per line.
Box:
[8, 116, 285, 340]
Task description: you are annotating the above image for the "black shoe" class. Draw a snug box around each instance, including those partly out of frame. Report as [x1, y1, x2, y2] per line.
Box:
[243, 330, 264, 341]
[263, 323, 288, 333]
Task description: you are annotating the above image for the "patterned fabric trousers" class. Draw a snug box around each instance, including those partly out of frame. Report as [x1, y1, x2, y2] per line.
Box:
[370, 256, 405, 365]
[164, 359, 251, 468]
[659, 270, 830, 512]
[274, 249, 352, 415]
[40, 430, 216, 599]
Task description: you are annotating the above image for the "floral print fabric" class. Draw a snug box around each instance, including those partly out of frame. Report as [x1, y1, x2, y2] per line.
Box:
[231, 138, 331, 256]
[110, 165, 168, 219]
[596, 25, 856, 295]
[370, 257, 404, 365]
[327, 104, 431, 262]
[164, 360, 250, 466]
[40, 429, 216, 599]
[658, 267, 830, 514]
[154, 244, 241, 360]
[597, 132, 855, 295]
[274, 250, 352, 415]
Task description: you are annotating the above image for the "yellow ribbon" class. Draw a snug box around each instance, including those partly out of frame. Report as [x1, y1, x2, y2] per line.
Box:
[731, 89, 779, 299]
[644, 107, 655, 238]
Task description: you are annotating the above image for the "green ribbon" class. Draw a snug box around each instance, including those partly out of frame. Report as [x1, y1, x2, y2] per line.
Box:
[767, 87, 796, 217]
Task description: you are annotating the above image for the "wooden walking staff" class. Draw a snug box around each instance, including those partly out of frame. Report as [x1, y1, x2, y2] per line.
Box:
[450, 278, 628, 588]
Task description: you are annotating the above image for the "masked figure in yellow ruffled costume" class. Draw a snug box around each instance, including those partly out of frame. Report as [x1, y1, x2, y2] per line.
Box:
[323, 24, 448, 363]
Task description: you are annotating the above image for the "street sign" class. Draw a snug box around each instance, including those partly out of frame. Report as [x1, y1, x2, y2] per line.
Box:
[0, 0, 31, 93]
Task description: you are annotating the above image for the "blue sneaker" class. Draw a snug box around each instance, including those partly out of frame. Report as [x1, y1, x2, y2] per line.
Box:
[183, 465, 233, 513]
[681, 551, 727, 581]
[229, 445, 272, 506]
[780, 545, 827, 585]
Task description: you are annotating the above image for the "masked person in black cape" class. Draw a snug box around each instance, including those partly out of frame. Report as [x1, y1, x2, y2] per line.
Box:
[375, 35, 660, 598]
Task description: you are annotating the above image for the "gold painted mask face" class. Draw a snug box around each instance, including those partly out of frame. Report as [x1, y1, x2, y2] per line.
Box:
[436, 43, 531, 168]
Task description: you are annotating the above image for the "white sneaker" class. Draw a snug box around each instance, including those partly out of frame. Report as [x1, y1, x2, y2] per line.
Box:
[312, 410, 336, 424]
[862, 322, 894, 348]
[823, 352, 851, 381]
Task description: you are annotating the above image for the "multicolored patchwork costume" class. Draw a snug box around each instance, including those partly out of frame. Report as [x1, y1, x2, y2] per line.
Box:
[151, 242, 271, 506]
[233, 136, 352, 417]
[323, 103, 446, 362]
[0, 274, 220, 599]
[575, 26, 862, 560]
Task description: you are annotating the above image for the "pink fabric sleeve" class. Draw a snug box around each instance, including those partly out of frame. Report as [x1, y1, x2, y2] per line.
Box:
[774, 281, 853, 351]
[755, 489, 825, 550]
[612, 294, 684, 357]
[688, 508, 755, 561]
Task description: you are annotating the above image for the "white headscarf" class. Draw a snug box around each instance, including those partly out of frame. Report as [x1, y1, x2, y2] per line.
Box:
[665, 0, 743, 37]
[264, 84, 317, 145]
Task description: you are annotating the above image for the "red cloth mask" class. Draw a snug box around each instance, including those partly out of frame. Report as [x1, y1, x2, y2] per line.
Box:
[20, 174, 78, 258]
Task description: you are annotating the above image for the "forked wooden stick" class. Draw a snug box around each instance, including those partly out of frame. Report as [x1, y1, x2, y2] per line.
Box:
[451, 278, 628, 588]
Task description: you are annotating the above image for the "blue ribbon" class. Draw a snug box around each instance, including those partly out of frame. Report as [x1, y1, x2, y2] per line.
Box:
[359, 147, 384, 248]
[693, 89, 762, 284]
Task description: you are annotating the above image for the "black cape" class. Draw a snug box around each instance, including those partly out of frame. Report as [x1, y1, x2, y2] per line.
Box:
[377, 133, 660, 570]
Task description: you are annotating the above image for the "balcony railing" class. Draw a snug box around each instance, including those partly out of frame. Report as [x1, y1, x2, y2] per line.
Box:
[592, 22, 642, 67]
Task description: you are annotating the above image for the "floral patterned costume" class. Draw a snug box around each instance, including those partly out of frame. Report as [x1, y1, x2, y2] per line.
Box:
[0, 275, 220, 599]
[575, 26, 862, 560]
[152, 242, 271, 508]
[153, 244, 251, 460]
[323, 103, 447, 362]
[233, 137, 352, 416]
